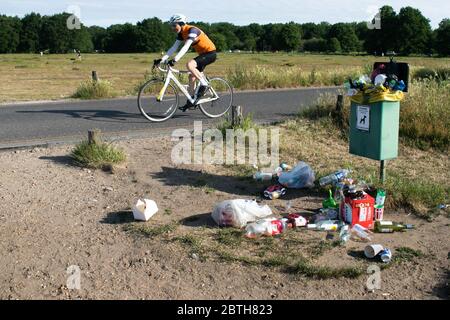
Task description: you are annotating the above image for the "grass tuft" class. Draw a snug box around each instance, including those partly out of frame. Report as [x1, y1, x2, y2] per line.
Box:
[70, 140, 126, 169]
[72, 79, 117, 99]
[287, 260, 364, 279]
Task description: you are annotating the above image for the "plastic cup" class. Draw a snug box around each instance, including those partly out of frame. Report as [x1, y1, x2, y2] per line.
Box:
[364, 244, 384, 259]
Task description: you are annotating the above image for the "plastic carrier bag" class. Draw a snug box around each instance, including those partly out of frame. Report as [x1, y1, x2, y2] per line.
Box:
[211, 199, 273, 228]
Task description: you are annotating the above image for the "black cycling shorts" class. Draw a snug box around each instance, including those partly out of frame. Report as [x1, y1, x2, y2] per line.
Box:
[194, 51, 217, 72]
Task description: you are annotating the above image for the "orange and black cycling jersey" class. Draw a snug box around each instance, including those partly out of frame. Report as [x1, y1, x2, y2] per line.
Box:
[177, 24, 216, 55]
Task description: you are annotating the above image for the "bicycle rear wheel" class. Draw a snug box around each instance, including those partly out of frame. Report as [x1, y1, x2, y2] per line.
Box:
[138, 79, 178, 122]
[199, 78, 233, 118]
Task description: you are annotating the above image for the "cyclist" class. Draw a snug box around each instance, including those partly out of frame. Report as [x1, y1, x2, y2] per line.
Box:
[155, 14, 217, 111]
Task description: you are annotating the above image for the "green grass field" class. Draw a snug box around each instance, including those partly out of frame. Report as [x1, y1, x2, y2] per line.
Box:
[1, 52, 449, 102]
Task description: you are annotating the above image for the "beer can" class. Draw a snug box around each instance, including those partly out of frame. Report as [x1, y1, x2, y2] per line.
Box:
[380, 248, 392, 263]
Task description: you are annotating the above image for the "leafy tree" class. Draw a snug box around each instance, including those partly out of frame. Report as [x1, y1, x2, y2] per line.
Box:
[71, 26, 94, 52]
[302, 38, 328, 52]
[104, 23, 139, 53]
[0, 15, 21, 53]
[280, 22, 302, 51]
[209, 33, 227, 51]
[328, 23, 360, 52]
[136, 18, 170, 52]
[434, 19, 450, 56]
[363, 5, 398, 55]
[210, 23, 240, 50]
[397, 7, 432, 55]
[327, 37, 341, 53]
[18, 13, 41, 52]
[88, 26, 107, 51]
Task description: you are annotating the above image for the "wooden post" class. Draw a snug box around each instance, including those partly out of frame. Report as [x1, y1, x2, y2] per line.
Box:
[336, 94, 344, 112]
[88, 129, 101, 145]
[92, 71, 98, 82]
[231, 105, 243, 127]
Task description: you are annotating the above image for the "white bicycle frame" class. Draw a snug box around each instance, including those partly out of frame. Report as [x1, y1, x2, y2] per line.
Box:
[156, 65, 220, 105]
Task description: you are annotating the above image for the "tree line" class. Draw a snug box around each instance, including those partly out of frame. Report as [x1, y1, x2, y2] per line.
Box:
[0, 6, 449, 56]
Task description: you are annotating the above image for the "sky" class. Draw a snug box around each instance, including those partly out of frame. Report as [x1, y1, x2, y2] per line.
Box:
[1, 0, 449, 29]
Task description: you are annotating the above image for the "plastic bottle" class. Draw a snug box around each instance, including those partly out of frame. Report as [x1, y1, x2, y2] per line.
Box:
[316, 220, 340, 231]
[323, 189, 338, 209]
[339, 225, 351, 243]
[319, 169, 351, 187]
[350, 224, 372, 241]
[245, 218, 291, 238]
[253, 171, 273, 181]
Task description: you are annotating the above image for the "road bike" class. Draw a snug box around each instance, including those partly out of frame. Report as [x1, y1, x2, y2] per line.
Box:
[138, 61, 234, 122]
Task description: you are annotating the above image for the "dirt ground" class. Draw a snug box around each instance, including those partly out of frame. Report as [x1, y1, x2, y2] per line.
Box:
[0, 135, 448, 300]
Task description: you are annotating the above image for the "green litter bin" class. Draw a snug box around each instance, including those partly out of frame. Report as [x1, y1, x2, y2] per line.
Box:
[349, 96, 400, 161]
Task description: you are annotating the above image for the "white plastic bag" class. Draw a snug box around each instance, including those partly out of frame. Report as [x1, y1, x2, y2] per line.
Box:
[278, 161, 315, 189]
[132, 199, 159, 221]
[211, 199, 273, 228]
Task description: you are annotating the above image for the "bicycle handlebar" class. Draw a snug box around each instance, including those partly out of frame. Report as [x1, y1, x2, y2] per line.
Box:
[153, 61, 189, 74]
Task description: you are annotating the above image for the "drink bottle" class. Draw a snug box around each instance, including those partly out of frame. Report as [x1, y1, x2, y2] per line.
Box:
[319, 169, 351, 187]
[374, 221, 414, 233]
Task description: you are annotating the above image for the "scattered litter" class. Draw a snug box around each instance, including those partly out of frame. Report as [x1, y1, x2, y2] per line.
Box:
[263, 184, 287, 200]
[286, 213, 308, 228]
[212, 199, 272, 228]
[339, 225, 351, 243]
[374, 221, 414, 233]
[341, 191, 375, 230]
[319, 169, 351, 187]
[253, 171, 273, 181]
[278, 161, 315, 189]
[322, 189, 338, 209]
[191, 253, 199, 260]
[375, 189, 386, 221]
[245, 218, 291, 238]
[350, 224, 372, 242]
[315, 220, 340, 231]
[380, 248, 392, 263]
[376, 189, 386, 207]
[132, 199, 158, 222]
[364, 244, 384, 259]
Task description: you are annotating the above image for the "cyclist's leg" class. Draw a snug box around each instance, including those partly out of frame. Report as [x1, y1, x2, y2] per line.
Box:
[186, 59, 204, 92]
[192, 52, 217, 100]
[188, 52, 217, 86]
[179, 60, 200, 111]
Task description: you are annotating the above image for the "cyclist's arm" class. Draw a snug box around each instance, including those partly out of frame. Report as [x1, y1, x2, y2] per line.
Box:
[173, 27, 201, 62]
[161, 40, 182, 62]
[173, 39, 193, 62]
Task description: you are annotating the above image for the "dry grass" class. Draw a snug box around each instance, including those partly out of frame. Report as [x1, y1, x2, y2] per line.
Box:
[1, 53, 449, 103]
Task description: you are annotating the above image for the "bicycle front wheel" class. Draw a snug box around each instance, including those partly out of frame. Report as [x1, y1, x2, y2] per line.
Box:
[199, 78, 233, 118]
[138, 79, 178, 122]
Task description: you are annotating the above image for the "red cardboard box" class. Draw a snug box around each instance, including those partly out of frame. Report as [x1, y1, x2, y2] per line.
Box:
[340, 194, 375, 230]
